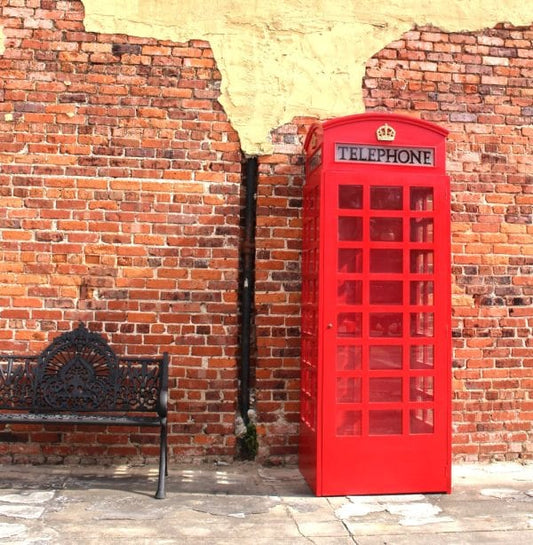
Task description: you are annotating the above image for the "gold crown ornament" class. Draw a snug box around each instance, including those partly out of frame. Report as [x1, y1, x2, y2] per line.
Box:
[376, 123, 396, 142]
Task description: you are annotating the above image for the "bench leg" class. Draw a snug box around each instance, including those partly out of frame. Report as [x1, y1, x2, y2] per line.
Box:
[155, 419, 167, 499]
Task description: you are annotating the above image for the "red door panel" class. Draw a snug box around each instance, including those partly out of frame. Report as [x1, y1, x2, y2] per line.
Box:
[319, 172, 450, 495]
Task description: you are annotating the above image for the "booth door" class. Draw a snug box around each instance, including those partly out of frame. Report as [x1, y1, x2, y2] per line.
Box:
[320, 171, 450, 496]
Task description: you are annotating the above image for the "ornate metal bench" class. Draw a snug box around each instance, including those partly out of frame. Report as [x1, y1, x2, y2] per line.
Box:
[0, 323, 169, 499]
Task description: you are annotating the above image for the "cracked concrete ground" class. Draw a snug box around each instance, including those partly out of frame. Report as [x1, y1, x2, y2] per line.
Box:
[0, 462, 532, 544]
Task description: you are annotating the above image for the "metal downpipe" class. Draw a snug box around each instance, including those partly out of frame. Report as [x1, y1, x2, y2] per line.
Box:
[239, 156, 258, 427]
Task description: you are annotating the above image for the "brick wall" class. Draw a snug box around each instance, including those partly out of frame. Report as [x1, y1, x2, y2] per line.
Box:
[253, 120, 314, 460]
[1, 1, 531, 465]
[254, 23, 532, 462]
[0, 0, 242, 463]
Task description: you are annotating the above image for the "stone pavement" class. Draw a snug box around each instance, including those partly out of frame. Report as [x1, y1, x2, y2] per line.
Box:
[0, 461, 532, 544]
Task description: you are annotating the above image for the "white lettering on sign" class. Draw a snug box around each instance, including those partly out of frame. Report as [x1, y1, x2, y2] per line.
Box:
[335, 143, 434, 167]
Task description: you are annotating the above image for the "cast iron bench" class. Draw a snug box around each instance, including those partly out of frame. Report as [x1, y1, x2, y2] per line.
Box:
[0, 323, 169, 499]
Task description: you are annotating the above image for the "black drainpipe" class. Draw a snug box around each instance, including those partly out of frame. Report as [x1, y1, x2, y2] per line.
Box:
[239, 156, 258, 428]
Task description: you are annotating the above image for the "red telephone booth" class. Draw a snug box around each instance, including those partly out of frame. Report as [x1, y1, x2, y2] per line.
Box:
[300, 113, 451, 496]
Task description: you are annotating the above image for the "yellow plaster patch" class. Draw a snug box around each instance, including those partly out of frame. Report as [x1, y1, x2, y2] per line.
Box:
[81, 0, 533, 154]
[0, 25, 5, 55]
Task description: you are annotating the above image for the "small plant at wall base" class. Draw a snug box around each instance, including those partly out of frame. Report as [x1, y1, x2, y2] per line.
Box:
[238, 423, 259, 460]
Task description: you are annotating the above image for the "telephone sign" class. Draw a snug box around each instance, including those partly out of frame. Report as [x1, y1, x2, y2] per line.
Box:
[335, 143, 434, 166]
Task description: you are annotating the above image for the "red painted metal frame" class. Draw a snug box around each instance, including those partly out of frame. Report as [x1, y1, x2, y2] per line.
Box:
[300, 113, 451, 496]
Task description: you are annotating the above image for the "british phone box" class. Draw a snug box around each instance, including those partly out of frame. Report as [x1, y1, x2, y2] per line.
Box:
[300, 113, 451, 495]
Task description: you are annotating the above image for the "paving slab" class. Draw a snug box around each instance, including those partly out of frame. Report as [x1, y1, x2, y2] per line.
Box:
[0, 462, 532, 545]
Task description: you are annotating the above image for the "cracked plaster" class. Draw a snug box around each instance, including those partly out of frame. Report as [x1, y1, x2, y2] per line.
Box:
[81, 1, 533, 154]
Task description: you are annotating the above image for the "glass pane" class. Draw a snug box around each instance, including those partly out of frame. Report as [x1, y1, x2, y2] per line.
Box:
[410, 281, 434, 305]
[337, 345, 362, 371]
[338, 280, 362, 305]
[370, 218, 403, 242]
[301, 364, 311, 390]
[302, 308, 316, 334]
[337, 377, 362, 403]
[369, 410, 402, 435]
[370, 313, 403, 337]
[338, 312, 362, 337]
[339, 217, 363, 241]
[337, 410, 362, 436]
[410, 250, 434, 274]
[302, 336, 318, 367]
[410, 218, 434, 242]
[410, 313, 434, 337]
[370, 281, 403, 305]
[338, 248, 363, 273]
[410, 187, 434, 211]
[410, 376, 434, 402]
[339, 185, 363, 209]
[410, 409, 434, 434]
[369, 345, 402, 370]
[370, 249, 403, 273]
[369, 377, 403, 402]
[410, 345, 434, 369]
[301, 396, 316, 429]
[371, 186, 403, 210]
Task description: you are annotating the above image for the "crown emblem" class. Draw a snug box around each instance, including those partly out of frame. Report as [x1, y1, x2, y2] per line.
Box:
[376, 124, 396, 142]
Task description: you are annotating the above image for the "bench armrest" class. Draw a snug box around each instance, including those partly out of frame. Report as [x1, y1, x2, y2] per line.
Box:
[157, 352, 169, 419]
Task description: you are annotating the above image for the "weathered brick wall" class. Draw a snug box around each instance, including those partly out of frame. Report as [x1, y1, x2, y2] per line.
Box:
[254, 23, 532, 462]
[253, 120, 314, 460]
[0, 0, 242, 463]
[364, 23, 532, 462]
[1, 1, 531, 465]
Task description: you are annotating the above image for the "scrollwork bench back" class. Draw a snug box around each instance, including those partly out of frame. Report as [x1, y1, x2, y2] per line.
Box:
[0, 323, 169, 499]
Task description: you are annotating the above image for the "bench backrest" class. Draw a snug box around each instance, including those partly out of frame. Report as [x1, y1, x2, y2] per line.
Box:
[0, 323, 168, 414]
[0, 355, 37, 411]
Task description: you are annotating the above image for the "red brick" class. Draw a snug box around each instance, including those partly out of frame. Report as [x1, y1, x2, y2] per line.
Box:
[0, 0, 241, 465]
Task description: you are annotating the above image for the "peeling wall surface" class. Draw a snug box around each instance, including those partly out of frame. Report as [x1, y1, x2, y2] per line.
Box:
[82, 0, 533, 154]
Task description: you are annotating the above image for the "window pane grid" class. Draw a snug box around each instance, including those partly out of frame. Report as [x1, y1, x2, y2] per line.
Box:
[334, 182, 438, 437]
